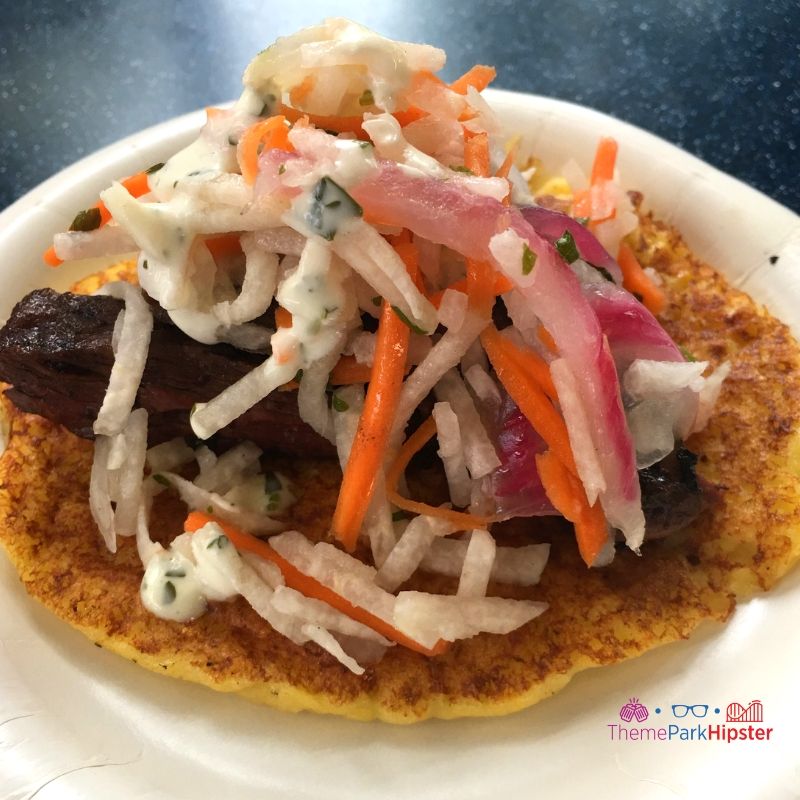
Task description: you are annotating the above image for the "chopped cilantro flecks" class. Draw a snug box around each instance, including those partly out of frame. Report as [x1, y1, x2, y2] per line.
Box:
[207, 535, 229, 549]
[162, 581, 177, 604]
[522, 243, 537, 275]
[294, 369, 304, 383]
[359, 89, 375, 106]
[679, 346, 697, 362]
[278, 163, 286, 175]
[555, 230, 580, 263]
[450, 165, 474, 174]
[305, 176, 363, 240]
[144, 162, 165, 175]
[332, 394, 349, 412]
[575, 216, 590, 226]
[371, 295, 382, 307]
[152, 473, 170, 486]
[69, 207, 102, 232]
[264, 471, 282, 493]
[391, 306, 427, 335]
[391, 510, 411, 522]
[165, 568, 186, 578]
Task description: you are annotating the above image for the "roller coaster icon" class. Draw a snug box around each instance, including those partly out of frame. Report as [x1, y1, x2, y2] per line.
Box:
[725, 700, 763, 723]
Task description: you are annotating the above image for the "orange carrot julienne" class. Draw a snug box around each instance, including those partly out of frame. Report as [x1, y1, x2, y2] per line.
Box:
[535, 451, 608, 567]
[274, 306, 293, 329]
[205, 106, 225, 120]
[481, 325, 578, 476]
[572, 136, 619, 223]
[184, 512, 447, 656]
[289, 75, 315, 107]
[590, 136, 618, 185]
[385, 416, 494, 529]
[279, 103, 426, 139]
[537, 325, 558, 355]
[331, 243, 417, 551]
[487, 329, 558, 401]
[237, 116, 293, 184]
[204, 234, 242, 264]
[464, 131, 490, 178]
[428, 272, 514, 308]
[449, 64, 497, 95]
[617, 242, 666, 315]
[43, 170, 151, 267]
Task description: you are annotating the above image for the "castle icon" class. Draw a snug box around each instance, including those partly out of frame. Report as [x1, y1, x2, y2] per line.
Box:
[725, 700, 763, 723]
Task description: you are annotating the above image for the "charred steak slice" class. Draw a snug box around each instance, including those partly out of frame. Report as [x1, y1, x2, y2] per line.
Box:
[0, 289, 706, 536]
[0, 289, 336, 457]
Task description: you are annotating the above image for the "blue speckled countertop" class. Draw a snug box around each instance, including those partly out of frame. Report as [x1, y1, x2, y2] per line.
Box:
[1, 0, 798, 213]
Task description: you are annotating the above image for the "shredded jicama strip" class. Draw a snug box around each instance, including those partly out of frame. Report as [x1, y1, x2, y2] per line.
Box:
[434, 369, 500, 478]
[432, 402, 472, 508]
[549, 358, 606, 506]
[376, 515, 457, 592]
[213, 232, 279, 325]
[161, 472, 284, 535]
[420, 537, 550, 586]
[456, 529, 496, 598]
[393, 592, 547, 650]
[391, 309, 489, 445]
[93, 281, 153, 437]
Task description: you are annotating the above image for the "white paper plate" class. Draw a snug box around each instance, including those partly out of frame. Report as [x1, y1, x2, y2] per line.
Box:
[1, 90, 799, 800]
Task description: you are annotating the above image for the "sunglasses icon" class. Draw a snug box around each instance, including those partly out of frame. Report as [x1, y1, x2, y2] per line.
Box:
[671, 704, 709, 719]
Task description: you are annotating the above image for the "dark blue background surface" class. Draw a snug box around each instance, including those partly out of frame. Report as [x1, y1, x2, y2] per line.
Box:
[1, 0, 798, 212]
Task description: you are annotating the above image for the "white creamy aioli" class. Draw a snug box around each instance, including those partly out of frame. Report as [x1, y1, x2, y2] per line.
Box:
[140, 524, 242, 622]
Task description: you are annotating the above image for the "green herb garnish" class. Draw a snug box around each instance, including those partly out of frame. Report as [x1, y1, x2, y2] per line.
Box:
[359, 89, 375, 106]
[332, 394, 349, 412]
[294, 369, 304, 383]
[450, 165, 474, 174]
[391, 306, 427, 335]
[152, 473, 170, 487]
[69, 207, 102, 233]
[679, 346, 697, 362]
[575, 216, 590, 226]
[165, 568, 186, 578]
[144, 162, 164, 175]
[522, 243, 537, 275]
[305, 176, 363, 240]
[555, 230, 580, 263]
[162, 581, 177, 604]
[206, 535, 229, 549]
[264, 471, 282, 493]
[278, 163, 286, 175]
[391, 510, 410, 522]
[371, 295, 382, 307]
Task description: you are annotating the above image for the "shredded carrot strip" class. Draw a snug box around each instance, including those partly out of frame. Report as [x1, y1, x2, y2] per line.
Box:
[617, 242, 666, 315]
[487, 329, 558, 401]
[481, 325, 577, 476]
[289, 76, 315, 107]
[43, 171, 151, 267]
[237, 116, 293, 184]
[590, 136, 618, 185]
[464, 131, 490, 178]
[537, 324, 558, 354]
[329, 355, 373, 385]
[205, 106, 225, 120]
[495, 146, 517, 180]
[385, 417, 494, 528]
[449, 64, 497, 95]
[572, 136, 619, 222]
[274, 306, 293, 329]
[204, 234, 242, 264]
[43, 246, 63, 267]
[331, 243, 417, 550]
[184, 512, 447, 656]
[428, 272, 514, 308]
[279, 103, 425, 138]
[535, 451, 608, 567]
